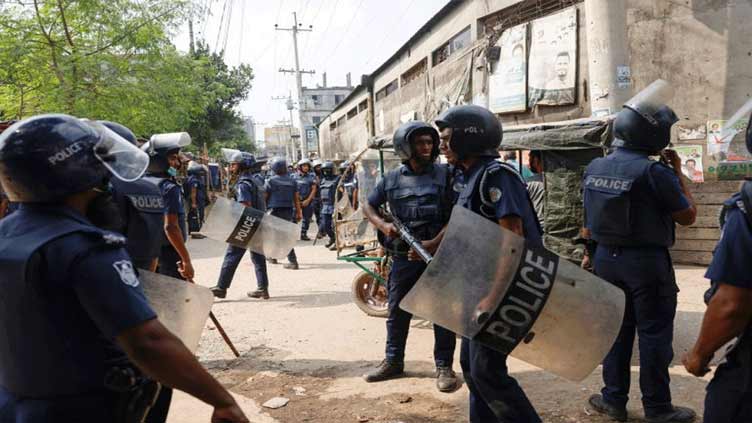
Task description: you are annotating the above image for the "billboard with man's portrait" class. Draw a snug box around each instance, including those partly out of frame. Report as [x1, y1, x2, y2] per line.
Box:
[488, 23, 528, 114]
[527, 8, 578, 107]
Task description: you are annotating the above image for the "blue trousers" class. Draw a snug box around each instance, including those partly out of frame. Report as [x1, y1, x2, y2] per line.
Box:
[269, 208, 297, 263]
[460, 338, 541, 423]
[0, 388, 118, 423]
[387, 257, 456, 366]
[594, 245, 678, 417]
[217, 245, 269, 290]
[319, 211, 335, 241]
[704, 335, 752, 422]
[158, 245, 182, 279]
[300, 204, 314, 236]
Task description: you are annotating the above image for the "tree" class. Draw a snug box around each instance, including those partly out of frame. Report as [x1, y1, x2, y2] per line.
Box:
[187, 42, 255, 155]
[0, 0, 208, 136]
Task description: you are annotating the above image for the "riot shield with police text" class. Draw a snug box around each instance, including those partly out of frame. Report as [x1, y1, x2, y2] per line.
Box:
[400, 206, 625, 381]
[139, 271, 213, 353]
[202, 197, 298, 259]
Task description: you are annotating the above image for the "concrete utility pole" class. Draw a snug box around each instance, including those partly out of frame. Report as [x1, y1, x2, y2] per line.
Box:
[584, 0, 632, 116]
[272, 94, 297, 162]
[276, 12, 314, 158]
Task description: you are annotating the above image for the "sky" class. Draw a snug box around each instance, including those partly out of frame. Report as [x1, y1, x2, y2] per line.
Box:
[172, 0, 448, 140]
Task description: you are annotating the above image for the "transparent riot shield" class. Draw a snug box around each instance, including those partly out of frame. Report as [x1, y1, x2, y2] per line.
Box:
[139, 271, 214, 353]
[400, 206, 625, 381]
[202, 197, 298, 259]
[334, 148, 403, 249]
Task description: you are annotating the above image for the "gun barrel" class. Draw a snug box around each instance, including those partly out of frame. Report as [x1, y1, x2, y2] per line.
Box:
[391, 215, 434, 263]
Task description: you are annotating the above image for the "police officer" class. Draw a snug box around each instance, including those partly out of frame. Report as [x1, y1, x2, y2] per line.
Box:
[435, 105, 542, 422]
[210, 152, 271, 300]
[100, 121, 165, 272]
[185, 160, 207, 239]
[141, 133, 195, 281]
[682, 113, 752, 423]
[318, 161, 339, 248]
[362, 121, 458, 393]
[295, 158, 318, 241]
[265, 157, 302, 269]
[312, 159, 323, 233]
[582, 82, 697, 422]
[0, 114, 248, 423]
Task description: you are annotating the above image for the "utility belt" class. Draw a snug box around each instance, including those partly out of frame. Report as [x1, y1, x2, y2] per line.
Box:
[104, 365, 161, 423]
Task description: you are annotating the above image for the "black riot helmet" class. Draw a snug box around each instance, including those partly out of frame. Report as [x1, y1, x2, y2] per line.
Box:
[141, 132, 191, 174]
[435, 105, 502, 160]
[747, 114, 752, 155]
[0, 114, 149, 202]
[187, 160, 204, 175]
[392, 121, 440, 162]
[99, 120, 137, 146]
[270, 156, 288, 174]
[321, 161, 335, 177]
[612, 80, 678, 153]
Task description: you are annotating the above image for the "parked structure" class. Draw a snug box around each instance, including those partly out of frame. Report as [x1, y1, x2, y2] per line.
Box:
[317, 0, 752, 265]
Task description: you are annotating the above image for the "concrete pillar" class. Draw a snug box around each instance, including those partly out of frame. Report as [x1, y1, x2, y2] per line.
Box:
[584, 0, 632, 117]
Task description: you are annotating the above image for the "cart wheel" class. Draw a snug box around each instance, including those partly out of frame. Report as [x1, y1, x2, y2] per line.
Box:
[351, 271, 389, 318]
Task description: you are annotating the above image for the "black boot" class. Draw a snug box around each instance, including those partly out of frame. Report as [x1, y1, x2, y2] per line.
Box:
[209, 286, 227, 299]
[363, 360, 404, 383]
[300, 234, 311, 241]
[283, 262, 299, 270]
[587, 394, 627, 422]
[247, 289, 270, 299]
[646, 406, 696, 423]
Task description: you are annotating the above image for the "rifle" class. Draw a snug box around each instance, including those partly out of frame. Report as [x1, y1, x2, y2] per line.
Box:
[385, 212, 434, 264]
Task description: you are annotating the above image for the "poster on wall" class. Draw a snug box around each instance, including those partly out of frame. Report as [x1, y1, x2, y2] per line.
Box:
[707, 119, 749, 161]
[488, 23, 528, 113]
[674, 145, 704, 183]
[527, 8, 578, 107]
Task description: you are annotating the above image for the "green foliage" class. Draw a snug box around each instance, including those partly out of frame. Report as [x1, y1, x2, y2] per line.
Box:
[0, 0, 254, 153]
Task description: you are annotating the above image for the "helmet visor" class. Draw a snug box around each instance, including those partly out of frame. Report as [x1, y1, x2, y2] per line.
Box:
[222, 147, 241, 162]
[624, 79, 675, 127]
[87, 121, 149, 182]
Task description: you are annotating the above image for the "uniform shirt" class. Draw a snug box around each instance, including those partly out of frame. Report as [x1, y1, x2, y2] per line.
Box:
[705, 202, 752, 288]
[458, 158, 543, 247]
[161, 178, 187, 240]
[0, 205, 156, 396]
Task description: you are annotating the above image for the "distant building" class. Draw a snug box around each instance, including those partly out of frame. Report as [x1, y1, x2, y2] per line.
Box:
[300, 72, 354, 154]
[242, 116, 256, 143]
[263, 124, 299, 159]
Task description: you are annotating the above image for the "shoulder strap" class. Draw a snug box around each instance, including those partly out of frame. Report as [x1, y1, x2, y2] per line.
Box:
[738, 181, 752, 229]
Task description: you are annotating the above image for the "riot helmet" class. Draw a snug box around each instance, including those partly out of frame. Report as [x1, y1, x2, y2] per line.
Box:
[141, 132, 191, 174]
[187, 160, 204, 175]
[312, 159, 322, 168]
[435, 105, 502, 160]
[612, 80, 678, 152]
[0, 114, 149, 202]
[339, 160, 351, 172]
[321, 161, 334, 177]
[392, 121, 440, 162]
[270, 156, 288, 174]
[99, 120, 137, 146]
[298, 158, 312, 172]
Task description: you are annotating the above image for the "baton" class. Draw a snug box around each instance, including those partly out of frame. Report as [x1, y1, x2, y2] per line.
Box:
[186, 278, 241, 358]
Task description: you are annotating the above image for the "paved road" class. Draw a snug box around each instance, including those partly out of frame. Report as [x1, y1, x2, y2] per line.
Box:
[168, 234, 714, 422]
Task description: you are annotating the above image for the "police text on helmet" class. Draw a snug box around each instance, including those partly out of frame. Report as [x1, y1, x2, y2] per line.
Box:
[47, 141, 84, 165]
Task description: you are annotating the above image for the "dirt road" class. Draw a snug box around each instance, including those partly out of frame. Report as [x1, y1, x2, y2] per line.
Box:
[167, 235, 713, 423]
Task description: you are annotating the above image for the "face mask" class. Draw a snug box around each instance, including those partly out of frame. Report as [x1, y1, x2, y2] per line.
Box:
[167, 167, 178, 177]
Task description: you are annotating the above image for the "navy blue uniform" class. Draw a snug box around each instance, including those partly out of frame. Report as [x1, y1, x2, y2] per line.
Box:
[217, 173, 270, 291]
[111, 178, 165, 269]
[295, 171, 317, 237]
[265, 174, 298, 264]
[583, 148, 689, 418]
[0, 205, 156, 422]
[702, 193, 752, 423]
[454, 157, 542, 423]
[185, 174, 207, 233]
[313, 173, 322, 227]
[319, 175, 340, 243]
[154, 177, 187, 279]
[368, 163, 456, 368]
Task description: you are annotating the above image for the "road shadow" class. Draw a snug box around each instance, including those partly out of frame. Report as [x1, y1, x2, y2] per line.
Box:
[213, 291, 352, 308]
